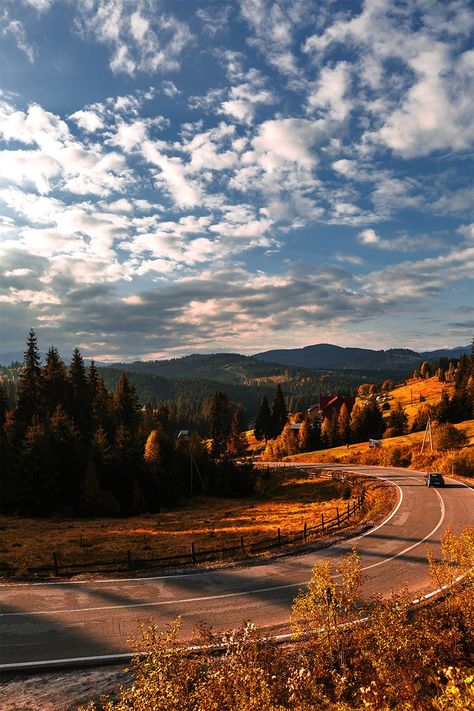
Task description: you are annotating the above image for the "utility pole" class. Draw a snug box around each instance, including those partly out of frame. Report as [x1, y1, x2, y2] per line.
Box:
[421, 417, 433, 453]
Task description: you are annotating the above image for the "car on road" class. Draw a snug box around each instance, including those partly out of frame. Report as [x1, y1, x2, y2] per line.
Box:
[424, 472, 445, 487]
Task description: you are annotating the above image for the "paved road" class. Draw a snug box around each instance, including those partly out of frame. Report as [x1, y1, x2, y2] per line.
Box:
[1, 465, 473, 670]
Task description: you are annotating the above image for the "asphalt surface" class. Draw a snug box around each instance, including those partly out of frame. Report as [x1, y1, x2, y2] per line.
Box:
[1, 465, 473, 671]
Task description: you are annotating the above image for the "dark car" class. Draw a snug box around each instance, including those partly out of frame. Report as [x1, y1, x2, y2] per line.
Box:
[424, 472, 445, 487]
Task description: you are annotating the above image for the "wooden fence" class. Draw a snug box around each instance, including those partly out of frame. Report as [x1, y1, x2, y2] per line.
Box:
[0, 490, 366, 578]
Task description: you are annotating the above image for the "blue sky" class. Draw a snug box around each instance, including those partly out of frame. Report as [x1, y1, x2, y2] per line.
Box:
[0, 0, 473, 361]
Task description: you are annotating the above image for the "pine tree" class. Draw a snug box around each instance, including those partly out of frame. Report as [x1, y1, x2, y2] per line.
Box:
[386, 402, 408, 437]
[271, 384, 287, 438]
[229, 408, 247, 456]
[350, 401, 385, 443]
[209, 390, 231, 457]
[114, 373, 141, 434]
[42, 346, 69, 417]
[254, 394, 273, 444]
[15, 329, 42, 435]
[69, 347, 91, 438]
[47, 405, 82, 511]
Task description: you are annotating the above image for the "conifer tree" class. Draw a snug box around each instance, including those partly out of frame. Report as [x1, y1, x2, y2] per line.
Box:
[386, 402, 408, 437]
[69, 347, 91, 438]
[47, 405, 82, 510]
[209, 390, 231, 457]
[229, 408, 247, 456]
[114, 373, 141, 434]
[42, 346, 69, 417]
[15, 328, 42, 435]
[271, 384, 287, 438]
[254, 394, 273, 444]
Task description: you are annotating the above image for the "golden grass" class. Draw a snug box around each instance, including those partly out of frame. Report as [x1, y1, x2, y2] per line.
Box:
[287, 419, 474, 464]
[378, 376, 453, 424]
[0, 469, 379, 576]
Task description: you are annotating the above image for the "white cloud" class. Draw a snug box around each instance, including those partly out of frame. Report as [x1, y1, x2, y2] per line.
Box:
[239, 0, 309, 76]
[74, 0, 193, 75]
[69, 109, 104, 132]
[307, 62, 352, 121]
[358, 228, 380, 245]
[253, 117, 325, 170]
[161, 80, 180, 97]
[1, 13, 35, 62]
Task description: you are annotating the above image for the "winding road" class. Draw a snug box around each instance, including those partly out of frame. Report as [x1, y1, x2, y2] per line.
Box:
[1, 465, 473, 671]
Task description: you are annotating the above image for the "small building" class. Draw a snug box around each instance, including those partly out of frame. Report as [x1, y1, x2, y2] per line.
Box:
[307, 395, 356, 421]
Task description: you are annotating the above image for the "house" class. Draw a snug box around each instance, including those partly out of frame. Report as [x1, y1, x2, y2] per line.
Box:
[307, 395, 356, 421]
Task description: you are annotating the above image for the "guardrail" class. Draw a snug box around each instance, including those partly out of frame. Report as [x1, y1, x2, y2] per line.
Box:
[0, 489, 366, 578]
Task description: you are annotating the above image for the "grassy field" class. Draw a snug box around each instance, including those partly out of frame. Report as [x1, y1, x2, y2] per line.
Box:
[0, 468, 390, 576]
[381, 375, 453, 423]
[287, 418, 474, 464]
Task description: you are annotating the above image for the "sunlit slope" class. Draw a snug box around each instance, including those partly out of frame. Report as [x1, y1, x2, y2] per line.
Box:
[382, 375, 453, 422]
[286, 419, 474, 463]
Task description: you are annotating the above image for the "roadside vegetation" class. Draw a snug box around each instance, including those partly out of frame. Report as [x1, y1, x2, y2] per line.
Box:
[80, 528, 474, 711]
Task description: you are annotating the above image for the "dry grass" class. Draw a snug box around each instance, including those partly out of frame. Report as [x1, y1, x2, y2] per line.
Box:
[380, 375, 453, 424]
[288, 418, 474, 464]
[0, 469, 380, 576]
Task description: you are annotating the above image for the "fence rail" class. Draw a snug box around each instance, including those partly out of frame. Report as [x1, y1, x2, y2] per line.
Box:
[1, 490, 366, 578]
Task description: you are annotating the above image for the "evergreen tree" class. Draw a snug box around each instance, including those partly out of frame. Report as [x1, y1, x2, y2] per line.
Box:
[229, 408, 247, 456]
[209, 390, 231, 457]
[17, 419, 52, 515]
[42, 346, 69, 418]
[386, 402, 408, 437]
[143, 428, 183, 508]
[350, 401, 385, 443]
[69, 347, 91, 438]
[15, 329, 42, 435]
[47, 405, 82, 511]
[254, 395, 273, 444]
[113, 423, 144, 515]
[271, 384, 287, 438]
[114, 373, 141, 434]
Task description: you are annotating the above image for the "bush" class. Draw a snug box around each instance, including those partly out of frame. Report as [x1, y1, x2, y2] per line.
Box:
[452, 448, 474, 477]
[433, 423, 469, 451]
[382, 446, 413, 468]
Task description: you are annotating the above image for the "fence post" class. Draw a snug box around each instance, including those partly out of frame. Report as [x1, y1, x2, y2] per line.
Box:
[190, 542, 196, 564]
[303, 522, 307, 541]
[127, 550, 133, 571]
[240, 535, 244, 554]
[336, 507, 340, 527]
[53, 552, 59, 576]
[321, 513, 325, 533]
[277, 527, 281, 548]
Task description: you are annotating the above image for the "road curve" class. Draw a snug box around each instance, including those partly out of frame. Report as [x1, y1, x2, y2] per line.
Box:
[1, 465, 473, 670]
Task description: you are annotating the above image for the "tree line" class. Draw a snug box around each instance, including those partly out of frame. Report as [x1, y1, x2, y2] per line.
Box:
[0, 331, 255, 518]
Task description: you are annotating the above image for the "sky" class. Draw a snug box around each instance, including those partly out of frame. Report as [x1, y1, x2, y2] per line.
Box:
[0, 0, 473, 362]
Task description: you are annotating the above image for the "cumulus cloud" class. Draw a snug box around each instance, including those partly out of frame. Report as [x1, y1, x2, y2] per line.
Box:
[74, 0, 193, 75]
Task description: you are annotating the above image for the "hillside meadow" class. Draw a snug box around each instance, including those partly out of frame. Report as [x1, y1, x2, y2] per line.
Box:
[0, 468, 392, 576]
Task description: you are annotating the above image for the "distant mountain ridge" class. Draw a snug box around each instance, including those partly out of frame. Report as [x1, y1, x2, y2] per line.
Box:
[1, 342, 470, 372]
[252, 343, 471, 371]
